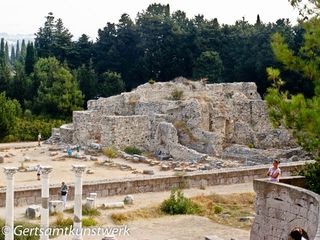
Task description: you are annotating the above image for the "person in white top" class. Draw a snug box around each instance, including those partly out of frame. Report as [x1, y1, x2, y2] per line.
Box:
[267, 160, 281, 182]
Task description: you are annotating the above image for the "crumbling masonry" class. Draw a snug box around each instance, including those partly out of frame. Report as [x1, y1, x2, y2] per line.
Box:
[53, 78, 297, 162]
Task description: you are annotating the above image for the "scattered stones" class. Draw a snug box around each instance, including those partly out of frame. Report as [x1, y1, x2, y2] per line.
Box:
[239, 216, 254, 222]
[124, 195, 134, 205]
[90, 156, 98, 161]
[49, 200, 64, 214]
[26, 205, 41, 219]
[86, 169, 94, 174]
[161, 164, 170, 171]
[143, 170, 154, 175]
[89, 143, 101, 150]
[49, 152, 58, 157]
[174, 167, 183, 172]
[205, 236, 224, 240]
[24, 156, 31, 162]
[102, 202, 125, 209]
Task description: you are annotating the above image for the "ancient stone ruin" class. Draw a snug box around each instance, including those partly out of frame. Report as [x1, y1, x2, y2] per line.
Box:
[50, 78, 306, 165]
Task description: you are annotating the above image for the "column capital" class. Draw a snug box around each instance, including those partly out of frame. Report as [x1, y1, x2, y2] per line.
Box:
[72, 165, 86, 177]
[4, 167, 18, 178]
[40, 166, 53, 176]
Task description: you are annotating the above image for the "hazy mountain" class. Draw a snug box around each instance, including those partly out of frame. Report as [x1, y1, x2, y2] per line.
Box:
[0, 32, 34, 46]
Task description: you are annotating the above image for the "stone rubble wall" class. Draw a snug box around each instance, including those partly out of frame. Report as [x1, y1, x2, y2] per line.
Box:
[250, 177, 320, 240]
[56, 79, 297, 161]
[0, 161, 307, 207]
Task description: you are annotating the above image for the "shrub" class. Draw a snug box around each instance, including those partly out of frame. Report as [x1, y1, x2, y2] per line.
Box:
[148, 79, 156, 84]
[0, 219, 40, 240]
[170, 89, 184, 100]
[124, 146, 143, 155]
[299, 161, 320, 194]
[82, 205, 101, 216]
[213, 205, 223, 214]
[55, 213, 73, 228]
[82, 217, 97, 227]
[3, 117, 65, 142]
[102, 147, 118, 158]
[247, 143, 254, 148]
[160, 188, 202, 215]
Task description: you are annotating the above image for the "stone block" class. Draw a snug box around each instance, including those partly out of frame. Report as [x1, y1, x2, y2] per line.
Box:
[0, 156, 4, 163]
[204, 236, 224, 240]
[85, 197, 95, 209]
[124, 195, 134, 205]
[49, 200, 64, 214]
[102, 202, 125, 209]
[26, 205, 40, 219]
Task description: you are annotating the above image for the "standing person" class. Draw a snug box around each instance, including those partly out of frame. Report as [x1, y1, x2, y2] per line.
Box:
[36, 164, 41, 180]
[38, 132, 42, 146]
[267, 160, 281, 182]
[60, 182, 68, 208]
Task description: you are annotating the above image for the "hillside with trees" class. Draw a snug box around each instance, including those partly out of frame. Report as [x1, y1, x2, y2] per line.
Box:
[0, 3, 315, 143]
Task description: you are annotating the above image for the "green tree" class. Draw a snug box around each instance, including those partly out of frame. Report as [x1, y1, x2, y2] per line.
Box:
[15, 40, 20, 60]
[0, 38, 10, 92]
[98, 71, 125, 97]
[10, 45, 15, 64]
[0, 92, 21, 139]
[20, 39, 27, 60]
[76, 62, 98, 104]
[5, 42, 9, 64]
[33, 57, 84, 116]
[265, 2, 320, 158]
[193, 51, 224, 83]
[25, 42, 36, 75]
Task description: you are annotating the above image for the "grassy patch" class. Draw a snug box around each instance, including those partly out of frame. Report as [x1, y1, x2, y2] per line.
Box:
[0, 219, 40, 240]
[110, 192, 255, 230]
[102, 147, 118, 158]
[111, 206, 163, 224]
[191, 192, 256, 229]
[170, 89, 184, 100]
[174, 120, 199, 143]
[124, 146, 143, 155]
[63, 205, 101, 216]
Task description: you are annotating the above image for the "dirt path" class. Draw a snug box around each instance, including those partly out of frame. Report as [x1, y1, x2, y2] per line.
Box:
[2, 182, 253, 240]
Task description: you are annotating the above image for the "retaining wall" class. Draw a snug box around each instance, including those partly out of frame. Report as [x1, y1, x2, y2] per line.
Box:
[0, 161, 308, 207]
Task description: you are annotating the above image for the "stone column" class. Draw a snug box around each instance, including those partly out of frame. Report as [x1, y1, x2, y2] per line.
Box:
[72, 165, 86, 240]
[40, 166, 53, 240]
[4, 167, 18, 240]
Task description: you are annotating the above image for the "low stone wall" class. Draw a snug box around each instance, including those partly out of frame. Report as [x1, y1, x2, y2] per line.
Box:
[0, 161, 308, 207]
[250, 176, 320, 240]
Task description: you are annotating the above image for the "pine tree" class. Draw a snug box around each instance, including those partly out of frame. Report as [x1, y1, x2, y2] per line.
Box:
[0, 38, 5, 66]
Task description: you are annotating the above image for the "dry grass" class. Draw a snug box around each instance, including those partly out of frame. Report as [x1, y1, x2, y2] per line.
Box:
[111, 206, 163, 224]
[191, 192, 256, 229]
[110, 192, 256, 229]
[174, 120, 199, 143]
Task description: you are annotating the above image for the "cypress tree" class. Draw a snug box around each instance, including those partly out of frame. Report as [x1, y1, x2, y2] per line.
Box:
[25, 42, 36, 75]
[10, 45, 15, 64]
[21, 39, 26, 59]
[15, 40, 20, 60]
[5, 42, 9, 64]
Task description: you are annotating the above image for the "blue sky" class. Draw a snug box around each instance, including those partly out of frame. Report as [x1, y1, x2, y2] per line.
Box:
[1, 0, 300, 40]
